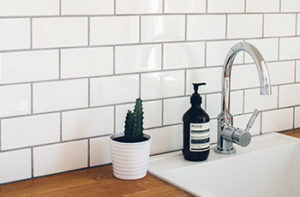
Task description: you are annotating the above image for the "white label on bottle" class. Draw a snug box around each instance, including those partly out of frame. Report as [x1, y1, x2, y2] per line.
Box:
[190, 122, 210, 152]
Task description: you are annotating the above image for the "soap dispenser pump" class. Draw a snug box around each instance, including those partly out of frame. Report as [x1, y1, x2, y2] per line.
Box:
[182, 83, 210, 161]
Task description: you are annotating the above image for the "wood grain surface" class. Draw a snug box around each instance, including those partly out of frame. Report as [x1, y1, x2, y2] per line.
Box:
[0, 129, 299, 197]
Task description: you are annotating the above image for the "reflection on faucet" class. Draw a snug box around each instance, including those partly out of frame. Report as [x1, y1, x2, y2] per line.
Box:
[215, 42, 272, 155]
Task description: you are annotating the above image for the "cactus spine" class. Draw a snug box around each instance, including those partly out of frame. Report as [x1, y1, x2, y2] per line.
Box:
[124, 98, 144, 142]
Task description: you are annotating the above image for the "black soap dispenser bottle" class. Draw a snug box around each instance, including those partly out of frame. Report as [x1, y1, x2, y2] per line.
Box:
[182, 83, 210, 161]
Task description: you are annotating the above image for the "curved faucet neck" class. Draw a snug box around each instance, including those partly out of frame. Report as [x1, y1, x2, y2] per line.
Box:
[221, 42, 272, 116]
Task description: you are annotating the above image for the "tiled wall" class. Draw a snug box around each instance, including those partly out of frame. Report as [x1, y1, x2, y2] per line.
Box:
[1, 0, 300, 184]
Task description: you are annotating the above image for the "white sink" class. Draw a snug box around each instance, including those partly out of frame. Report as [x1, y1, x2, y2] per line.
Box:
[149, 133, 300, 197]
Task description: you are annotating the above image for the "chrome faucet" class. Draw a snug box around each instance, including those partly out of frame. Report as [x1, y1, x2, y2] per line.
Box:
[214, 42, 272, 155]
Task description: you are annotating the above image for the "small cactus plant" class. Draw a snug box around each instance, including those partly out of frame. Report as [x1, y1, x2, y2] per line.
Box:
[124, 98, 144, 142]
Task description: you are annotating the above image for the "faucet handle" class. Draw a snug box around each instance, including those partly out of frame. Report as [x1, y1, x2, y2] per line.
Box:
[245, 109, 259, 132]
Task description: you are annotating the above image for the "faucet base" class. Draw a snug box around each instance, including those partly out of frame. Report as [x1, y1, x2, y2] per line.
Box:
[214, 146, 236, 155]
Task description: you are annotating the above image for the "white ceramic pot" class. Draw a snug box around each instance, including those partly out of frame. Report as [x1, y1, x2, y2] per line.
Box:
[109, 133, 151, 180]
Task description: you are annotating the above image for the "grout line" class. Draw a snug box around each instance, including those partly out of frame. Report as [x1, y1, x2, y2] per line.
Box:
[2, 35, 300, 53]
[262, 14, 264, 38]
[225, 14, 228, 39]
[277, 85, 280, 108]
[204, 41, 207, 67]
[296, 14, 298, 36]
[113, 105, 116, 133]
[88, 17, 90, 46]
[0, 121, 1, 151]
[87, 139, 90, 167]
[114, 0, 116, 15]
[30, 18, 33, 49]
[206, 0, 208, 13]
[295, 60, 298, 82]
[88, 78, 91, 107]
[161, 44, 164, 70]
[161, 99, 164, 125]
[279, 0, 282, 13]
[139, 16, 141, 43]
[60, 112, 62, 141]
[162, 0, 165, 13]
[31, 83, 33, 114]
[139, 73, 142, 98]
[59, 0, 62, 15]
[259, 112, 263, 135]
[277, 38, 280, 60]
[58, 49, 61, 79]
[31, 147, 34, 178]
[113, 46, 116, 74]
[293, 107, 296, 129]
[242, 89, 245, 113]
[184, 15, 187, 41]
[244, 0, 247, 12]
[184, 69, 187, 95]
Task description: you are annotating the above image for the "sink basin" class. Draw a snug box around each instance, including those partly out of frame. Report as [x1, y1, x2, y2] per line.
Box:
[149, 133, 300, 197]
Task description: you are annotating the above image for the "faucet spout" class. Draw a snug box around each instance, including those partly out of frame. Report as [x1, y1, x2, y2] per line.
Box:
[215, 42, 272, 155]
[222, 42, 271, 115]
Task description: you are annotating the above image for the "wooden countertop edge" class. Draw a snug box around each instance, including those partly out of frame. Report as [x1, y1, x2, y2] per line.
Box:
[0, 129, 299, 197]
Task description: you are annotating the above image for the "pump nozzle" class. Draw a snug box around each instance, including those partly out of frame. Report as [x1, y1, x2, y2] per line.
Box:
[193, 83, 206, 94]
[191, 83, 206, 105]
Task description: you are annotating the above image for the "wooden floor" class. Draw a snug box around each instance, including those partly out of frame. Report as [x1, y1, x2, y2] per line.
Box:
[0, 129, 299, 197]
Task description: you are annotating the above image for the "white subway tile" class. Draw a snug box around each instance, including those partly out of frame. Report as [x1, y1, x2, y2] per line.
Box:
[34, 140, 88, 177]
[280, 37, 300, 60]
[186, 67, 222, 94]
[145, 125, 182, 155]
[297, 61, 300, 82]
[187, 15, 226, 40]
[115, 44, 161, 74]
[90, 75, 139, 106]
[281, 0, 300, 12]
[62, 107, 114, 141]
[244, 87, 278, 113]
[206, 93, 221, 119]
[207, 0, 244, 13]
[33, 79, 88, 113]
[210, 119, 218, 143]
[61, 47, 113, 78]
[141, 15, 185, 42]
[0, 50, 59, 83]
[0, 84, 31, 118]
[0, 18, 30, 50]
[206, 40, 243, 67]
[244, 38, 278, 63]
[246, 0, 279, 12]
[1, 113, 60, 150]
[164, 0, 206, 13]
[279, 83, 300, 107]
[90, 16, 139, 45]
[163, 42, 205, 69]
[90, 136, 111, 167]
[163, 97, 190, 125]
[33, 17, 88, 48]
[233, 113, 261, 136]
[207, 91, 243, 119]
[116, 0, 162, 14]
[262, 108, 293, 133]
[227, 15, 262, 39]
[141, 71, 184, 100]
[116, 100, 162, 132]
[231, 64, 259, 90]
[0, 149, 31, 184]
[0, 0, 59, 16]
[62, 0, 113, 15]
[295, 106, 300, 128]
[264, 14, 296, 37]
[268, 61, 295, 85]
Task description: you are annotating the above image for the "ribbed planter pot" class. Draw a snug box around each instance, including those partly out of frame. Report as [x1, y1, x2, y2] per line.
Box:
[109, 133, 152, 180]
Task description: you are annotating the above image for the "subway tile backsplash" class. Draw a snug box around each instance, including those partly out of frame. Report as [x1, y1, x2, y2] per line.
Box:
[0, 0, 300, 185]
